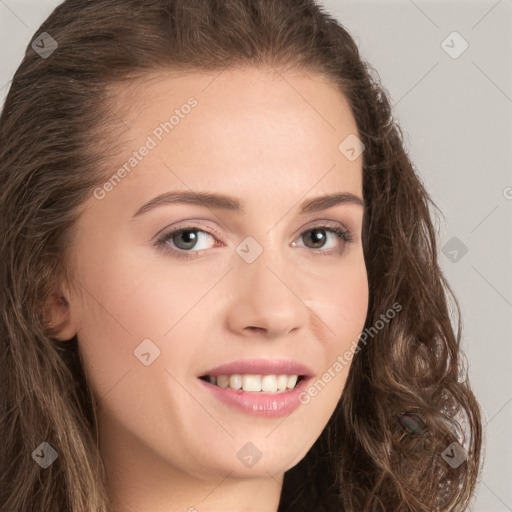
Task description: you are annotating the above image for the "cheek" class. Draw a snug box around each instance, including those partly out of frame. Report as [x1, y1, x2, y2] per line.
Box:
[71, 252, 194, 400]
[310, 257, 369, 344]
[299, 261, 368, 415]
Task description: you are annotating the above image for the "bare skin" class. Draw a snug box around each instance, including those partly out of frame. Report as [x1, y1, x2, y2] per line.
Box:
[48, 67, 369, 512]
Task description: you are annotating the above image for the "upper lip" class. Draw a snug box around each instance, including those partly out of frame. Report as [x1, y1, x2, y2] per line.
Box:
[199, 359, 314, 378]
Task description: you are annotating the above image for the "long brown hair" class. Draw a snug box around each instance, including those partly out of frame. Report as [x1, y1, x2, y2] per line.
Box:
[0, 1, 482, 510]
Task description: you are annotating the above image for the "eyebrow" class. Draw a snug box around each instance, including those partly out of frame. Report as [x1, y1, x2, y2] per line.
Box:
[131, 190, 365, 219]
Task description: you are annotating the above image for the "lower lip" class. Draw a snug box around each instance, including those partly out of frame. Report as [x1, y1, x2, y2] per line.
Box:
[198, 377, 311, 418]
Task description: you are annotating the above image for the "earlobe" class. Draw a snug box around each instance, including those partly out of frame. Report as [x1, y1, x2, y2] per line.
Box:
[44, 290, 77, 341]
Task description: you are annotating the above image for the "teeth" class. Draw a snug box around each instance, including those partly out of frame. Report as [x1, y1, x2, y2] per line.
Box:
[205, 374, 300, 393]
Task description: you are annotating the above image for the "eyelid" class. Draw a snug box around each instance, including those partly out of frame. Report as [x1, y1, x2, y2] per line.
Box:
[154, 221, 224, 244]
[297, 219, 352, 238]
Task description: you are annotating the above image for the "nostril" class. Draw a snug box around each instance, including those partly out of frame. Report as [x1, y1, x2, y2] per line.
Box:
[246, 326, 266, 333]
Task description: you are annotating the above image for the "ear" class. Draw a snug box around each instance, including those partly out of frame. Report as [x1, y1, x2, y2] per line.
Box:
[44, 287, 78, 341]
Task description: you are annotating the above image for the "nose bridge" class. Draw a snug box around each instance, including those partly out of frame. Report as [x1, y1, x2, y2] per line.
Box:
[240, 235, 284, 293]
[239, 222, 292, 289]
[227, 232, 308, 336]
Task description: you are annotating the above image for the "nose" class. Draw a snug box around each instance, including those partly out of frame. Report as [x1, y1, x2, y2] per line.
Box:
[225, 244, 308, 339]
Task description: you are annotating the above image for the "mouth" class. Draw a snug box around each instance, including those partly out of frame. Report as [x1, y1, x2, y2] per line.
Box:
[198, 374, 307, 394]
[197, 371, 311, 417]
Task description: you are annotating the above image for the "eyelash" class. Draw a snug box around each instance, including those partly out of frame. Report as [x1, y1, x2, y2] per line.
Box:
[154, 222, 354, 260]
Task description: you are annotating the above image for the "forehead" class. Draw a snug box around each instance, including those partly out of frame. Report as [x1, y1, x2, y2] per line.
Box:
[99, 66, 363, 201]
[111, 66, 354, 120]
[107, 66, 359, 143]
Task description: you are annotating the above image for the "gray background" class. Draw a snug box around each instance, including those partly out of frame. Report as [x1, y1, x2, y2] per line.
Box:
[1, 0, 511, 510]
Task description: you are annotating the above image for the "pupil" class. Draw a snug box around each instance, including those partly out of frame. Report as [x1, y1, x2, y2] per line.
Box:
[306, 228, 326, 248]
[176, 229, 198, 250]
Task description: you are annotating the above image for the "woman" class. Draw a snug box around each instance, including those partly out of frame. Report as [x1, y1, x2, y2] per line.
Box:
[0, 0, 482, 510]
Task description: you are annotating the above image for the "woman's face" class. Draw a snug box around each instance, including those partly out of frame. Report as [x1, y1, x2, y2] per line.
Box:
[57, 67, 368, 488]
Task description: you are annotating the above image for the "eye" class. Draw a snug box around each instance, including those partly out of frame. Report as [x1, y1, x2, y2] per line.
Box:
[154, 222, 353, 259]
[154, 225, 219, 259]
[292, 223, 353, 256]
